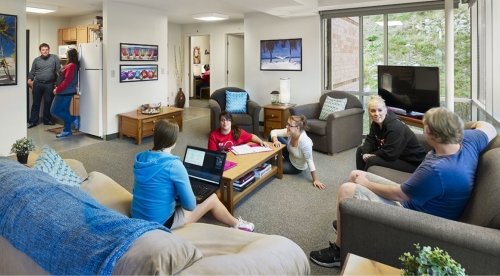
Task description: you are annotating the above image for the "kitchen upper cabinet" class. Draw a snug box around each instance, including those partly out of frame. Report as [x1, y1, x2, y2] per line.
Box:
[61, 27, 77, 42]
[76, 26, 88, 45]
[58, 26, 88, 44]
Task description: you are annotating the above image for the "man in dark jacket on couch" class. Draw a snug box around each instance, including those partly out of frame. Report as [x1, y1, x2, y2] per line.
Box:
[309, 107, 497, 268]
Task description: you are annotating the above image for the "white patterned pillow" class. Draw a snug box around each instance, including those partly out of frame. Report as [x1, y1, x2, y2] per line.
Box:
[33, 146, 83, 187]
[225, 91, 248, 113]
[319, 96, 348, 120]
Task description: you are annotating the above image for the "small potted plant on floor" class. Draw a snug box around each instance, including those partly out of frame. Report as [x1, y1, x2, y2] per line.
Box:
[400, 243, 466, 276]
[11, 137, 35, 164]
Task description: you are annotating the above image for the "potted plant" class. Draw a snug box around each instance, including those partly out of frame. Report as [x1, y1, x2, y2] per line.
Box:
[11, 137, 35, 164]
[400, 244, 466, 276]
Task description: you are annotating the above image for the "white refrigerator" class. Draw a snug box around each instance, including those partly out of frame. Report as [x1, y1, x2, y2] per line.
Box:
[79, 42, 103, 138]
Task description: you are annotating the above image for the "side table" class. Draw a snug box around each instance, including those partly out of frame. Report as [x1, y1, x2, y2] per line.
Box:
[263, 103, 296, 138]
[118, 106, 183, 144]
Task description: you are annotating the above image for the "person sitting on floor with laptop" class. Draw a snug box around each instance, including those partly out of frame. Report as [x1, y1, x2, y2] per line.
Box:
[208, 111, 265, 152]
[131, 119, 254, 232]
[270, 115, 326, 190]
[356, 95, 427, 173]
[309, 107, 497, 268]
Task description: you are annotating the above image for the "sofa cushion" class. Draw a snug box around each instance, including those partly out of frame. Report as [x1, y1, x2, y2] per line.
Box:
[32, 146, 83, 187]
[231, 113, 252, 126]
[319, 96, 347, 120]
[81, 171, 133, 217]
[225, 91, 248, 113]
[173, 223, 310, 275]
[112, 230, 202, 275]
[306, 119, 327, 136]
[460, 148, 500, 229]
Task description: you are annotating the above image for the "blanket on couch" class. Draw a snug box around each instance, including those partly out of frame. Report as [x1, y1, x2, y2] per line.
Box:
[0, 158, 167, 275]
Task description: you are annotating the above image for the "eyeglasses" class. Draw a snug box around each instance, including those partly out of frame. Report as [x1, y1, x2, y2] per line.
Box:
[286, 124, 299, 128]
[220, 118, 231, 122]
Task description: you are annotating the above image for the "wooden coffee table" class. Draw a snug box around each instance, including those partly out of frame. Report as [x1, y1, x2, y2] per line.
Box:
[341, 253, 400, 275]
[118, 106, 183, 144]
[217, 142, 285, 214]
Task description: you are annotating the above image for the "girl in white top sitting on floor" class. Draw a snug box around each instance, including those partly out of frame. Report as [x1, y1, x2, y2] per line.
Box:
[270, 115, 326, 190]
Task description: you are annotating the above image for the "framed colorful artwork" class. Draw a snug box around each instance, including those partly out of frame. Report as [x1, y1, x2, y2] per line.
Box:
[120, 43, 158, 61]
[120, 64, 158, 83]
[0, 14, 17, 86]
[260, 38, 302, 71]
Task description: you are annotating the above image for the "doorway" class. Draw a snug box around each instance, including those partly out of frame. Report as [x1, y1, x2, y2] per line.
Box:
[226, 33, 244, 87]
[189, 35, 210, 99]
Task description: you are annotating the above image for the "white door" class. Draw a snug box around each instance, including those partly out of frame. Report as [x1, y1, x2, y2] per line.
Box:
[226, 34, 244, 88]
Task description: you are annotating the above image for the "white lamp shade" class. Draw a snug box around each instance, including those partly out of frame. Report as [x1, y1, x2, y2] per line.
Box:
[279, 78, 290, 104]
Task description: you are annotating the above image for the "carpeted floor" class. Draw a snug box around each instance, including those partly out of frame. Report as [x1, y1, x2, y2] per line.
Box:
[60, 113, 357, 275]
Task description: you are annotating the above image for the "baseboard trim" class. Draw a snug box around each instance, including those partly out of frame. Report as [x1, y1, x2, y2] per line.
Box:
[105, 133, 119, 140]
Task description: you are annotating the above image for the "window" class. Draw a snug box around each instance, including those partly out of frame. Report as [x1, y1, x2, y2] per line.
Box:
[321, 1, 471, 132]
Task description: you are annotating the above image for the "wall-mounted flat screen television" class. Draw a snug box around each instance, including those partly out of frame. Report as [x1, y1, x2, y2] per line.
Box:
[377, 65, 440, 116]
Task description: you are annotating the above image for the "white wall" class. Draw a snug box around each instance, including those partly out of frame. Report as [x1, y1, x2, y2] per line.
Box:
[168, 23, 181, 106]
[244, 13, 321, 108]
[103, 0, 169, 135]
[181, 20, 244, 106]
[0, 0, 27, 155]
[69, 14, 102, 27]
[27, 15, 68, 59]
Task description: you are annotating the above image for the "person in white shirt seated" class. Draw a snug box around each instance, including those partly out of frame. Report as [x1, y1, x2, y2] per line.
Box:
[270, 115, 326, 190]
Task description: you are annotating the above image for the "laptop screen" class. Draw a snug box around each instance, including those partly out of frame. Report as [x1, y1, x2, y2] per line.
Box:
[183, 146, 226, 184]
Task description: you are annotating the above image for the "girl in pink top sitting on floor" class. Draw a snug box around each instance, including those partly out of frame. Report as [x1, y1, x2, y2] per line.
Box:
[208, 111, 265, 151]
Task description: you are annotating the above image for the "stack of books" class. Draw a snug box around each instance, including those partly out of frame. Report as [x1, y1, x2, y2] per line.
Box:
[253, 163, 272, 178]
[233, 171, 256, 192]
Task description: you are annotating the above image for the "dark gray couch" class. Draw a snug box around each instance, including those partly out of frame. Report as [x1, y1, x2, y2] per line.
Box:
[340, 134, 500, 275]
[289, 91, 364, 155]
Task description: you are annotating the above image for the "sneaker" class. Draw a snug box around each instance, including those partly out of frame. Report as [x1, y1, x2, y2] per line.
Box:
[309, 242, 341, 268]
[27, 122, 38, 129]
[56, 131, 73, 138]
[332, 219, 337, 234]
[234, 217, 254, 232]
[72, 116, 80, 131]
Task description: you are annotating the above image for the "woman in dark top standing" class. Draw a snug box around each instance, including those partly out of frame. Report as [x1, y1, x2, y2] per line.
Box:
[357, 95, 427, 173]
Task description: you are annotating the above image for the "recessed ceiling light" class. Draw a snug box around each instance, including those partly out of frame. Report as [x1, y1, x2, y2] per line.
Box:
[26, 4, 57, 14]
[192, 13, 229, 21]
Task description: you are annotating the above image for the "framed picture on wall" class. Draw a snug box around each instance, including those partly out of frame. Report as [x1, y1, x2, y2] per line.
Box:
[120, 64, 158, 82]
[0, 13, 17, 86]
[260, 38, 302, 71]
[120, 43, 158, 61]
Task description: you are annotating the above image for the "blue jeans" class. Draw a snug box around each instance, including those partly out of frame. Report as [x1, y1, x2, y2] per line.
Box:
[51, 95, 75, 132]
[273, 136, 302, 175]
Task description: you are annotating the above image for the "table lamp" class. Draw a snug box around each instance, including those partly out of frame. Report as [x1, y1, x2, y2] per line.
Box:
[280, 77, 290, 104]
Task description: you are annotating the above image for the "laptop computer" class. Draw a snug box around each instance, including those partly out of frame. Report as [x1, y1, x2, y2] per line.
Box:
[183, 145, 226, 203]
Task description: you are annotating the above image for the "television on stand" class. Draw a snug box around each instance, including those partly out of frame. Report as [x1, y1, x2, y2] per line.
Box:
[377, 65, 440, 118]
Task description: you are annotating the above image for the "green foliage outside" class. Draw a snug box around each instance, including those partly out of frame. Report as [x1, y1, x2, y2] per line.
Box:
[362, 5, 471, 99]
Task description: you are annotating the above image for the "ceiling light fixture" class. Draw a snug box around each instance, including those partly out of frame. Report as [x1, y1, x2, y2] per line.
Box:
[192, 13, 228, 22]
[26, 4, 57, 14]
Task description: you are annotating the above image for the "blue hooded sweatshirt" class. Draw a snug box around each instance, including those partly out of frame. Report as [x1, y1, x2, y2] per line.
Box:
[131, 150, 196, 225]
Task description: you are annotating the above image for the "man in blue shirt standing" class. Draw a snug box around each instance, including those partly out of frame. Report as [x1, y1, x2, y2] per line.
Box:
[310, 107, 497, 268]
